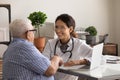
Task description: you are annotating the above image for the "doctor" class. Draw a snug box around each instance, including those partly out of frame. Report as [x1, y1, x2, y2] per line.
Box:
[43, 14, 93, 80]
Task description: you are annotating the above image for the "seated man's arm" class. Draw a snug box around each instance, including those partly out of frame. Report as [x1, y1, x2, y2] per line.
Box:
[45, 55, 63, 76]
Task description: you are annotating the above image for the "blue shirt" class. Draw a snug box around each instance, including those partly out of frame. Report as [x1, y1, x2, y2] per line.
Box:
[3, 38, 54, 80]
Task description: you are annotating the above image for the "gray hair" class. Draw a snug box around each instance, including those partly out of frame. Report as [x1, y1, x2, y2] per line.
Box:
[10, 19, 33, 37]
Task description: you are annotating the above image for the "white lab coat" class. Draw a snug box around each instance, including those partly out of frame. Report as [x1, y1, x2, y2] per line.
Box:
[43, 38, 93, 80]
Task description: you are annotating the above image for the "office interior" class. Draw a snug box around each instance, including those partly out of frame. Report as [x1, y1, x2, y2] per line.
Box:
[0, 0, 120, 80]
[0, 0, 120, 56]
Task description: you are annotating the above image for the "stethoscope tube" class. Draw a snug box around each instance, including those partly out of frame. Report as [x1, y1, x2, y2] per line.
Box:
[54, 38, 74, 59]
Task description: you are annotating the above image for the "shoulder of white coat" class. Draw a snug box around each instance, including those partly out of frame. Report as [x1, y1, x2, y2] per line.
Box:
[72, 38, 85, 44]
[73, 38, 92, 48]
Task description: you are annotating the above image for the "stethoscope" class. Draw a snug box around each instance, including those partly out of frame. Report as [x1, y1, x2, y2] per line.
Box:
[54, 38, 74, 59]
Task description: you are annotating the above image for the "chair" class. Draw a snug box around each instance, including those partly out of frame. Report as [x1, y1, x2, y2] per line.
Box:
[99, 34, 109, 44]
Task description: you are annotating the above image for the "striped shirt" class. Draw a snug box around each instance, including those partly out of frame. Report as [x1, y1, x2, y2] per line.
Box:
[3, 38, 54, 80]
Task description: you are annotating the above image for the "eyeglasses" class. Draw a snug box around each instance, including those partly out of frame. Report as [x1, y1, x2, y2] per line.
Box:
[27, 29, 37, 32]
[26, 29, 37, 34]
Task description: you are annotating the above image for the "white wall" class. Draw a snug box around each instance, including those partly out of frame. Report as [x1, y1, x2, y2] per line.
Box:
[0, 0, 111, 31]
[0, 0, 120, 55]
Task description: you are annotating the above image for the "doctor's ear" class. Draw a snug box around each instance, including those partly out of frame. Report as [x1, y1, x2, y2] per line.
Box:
[69, 26, 74, 33]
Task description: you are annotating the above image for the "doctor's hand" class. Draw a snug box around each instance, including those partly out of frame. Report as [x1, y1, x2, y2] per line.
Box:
[64, 59, 88, 67]
[64, 60, 78, 66]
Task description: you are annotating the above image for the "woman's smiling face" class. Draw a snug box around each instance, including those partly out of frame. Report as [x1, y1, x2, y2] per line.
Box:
[55, 20, 72, 41]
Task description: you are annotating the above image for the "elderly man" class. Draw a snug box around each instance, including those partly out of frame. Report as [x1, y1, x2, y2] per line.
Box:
[2, 19, 63, 80]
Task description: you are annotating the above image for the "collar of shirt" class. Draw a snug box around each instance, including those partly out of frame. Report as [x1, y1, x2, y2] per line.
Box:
[57, 38, 73, 49]
[12, 38, 33, 45]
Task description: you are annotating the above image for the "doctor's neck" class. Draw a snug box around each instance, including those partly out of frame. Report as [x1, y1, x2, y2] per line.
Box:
[60, 37, 71, 45]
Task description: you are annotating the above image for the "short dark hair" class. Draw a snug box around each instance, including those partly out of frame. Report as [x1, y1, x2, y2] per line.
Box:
[55, 14, 78, 38]
[55, 14, 75, 29]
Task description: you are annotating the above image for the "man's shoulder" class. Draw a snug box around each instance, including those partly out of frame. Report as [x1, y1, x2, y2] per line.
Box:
[10, 40, 34, 50]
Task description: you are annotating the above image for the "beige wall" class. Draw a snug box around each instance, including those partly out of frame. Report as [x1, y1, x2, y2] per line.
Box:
[115, 0, 120, 55]
[0, 0, 120, 56]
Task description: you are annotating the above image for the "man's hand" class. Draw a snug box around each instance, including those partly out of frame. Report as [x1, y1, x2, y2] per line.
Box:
[52, 55, 64, 66]
[45, 55, 63, 76]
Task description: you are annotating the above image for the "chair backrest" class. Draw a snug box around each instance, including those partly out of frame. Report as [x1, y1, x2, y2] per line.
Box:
[99, 34, 109, 44]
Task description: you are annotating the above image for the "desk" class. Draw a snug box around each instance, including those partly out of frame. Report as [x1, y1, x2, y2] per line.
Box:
[58, 67, 98, 80]
[58, 63, 120, 80]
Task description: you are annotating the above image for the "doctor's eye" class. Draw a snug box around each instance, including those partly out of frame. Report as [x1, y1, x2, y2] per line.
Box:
[55, 26, 66, 31]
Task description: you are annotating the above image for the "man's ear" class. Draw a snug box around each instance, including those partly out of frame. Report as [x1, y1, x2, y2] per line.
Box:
[26, 31, 31, 39]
